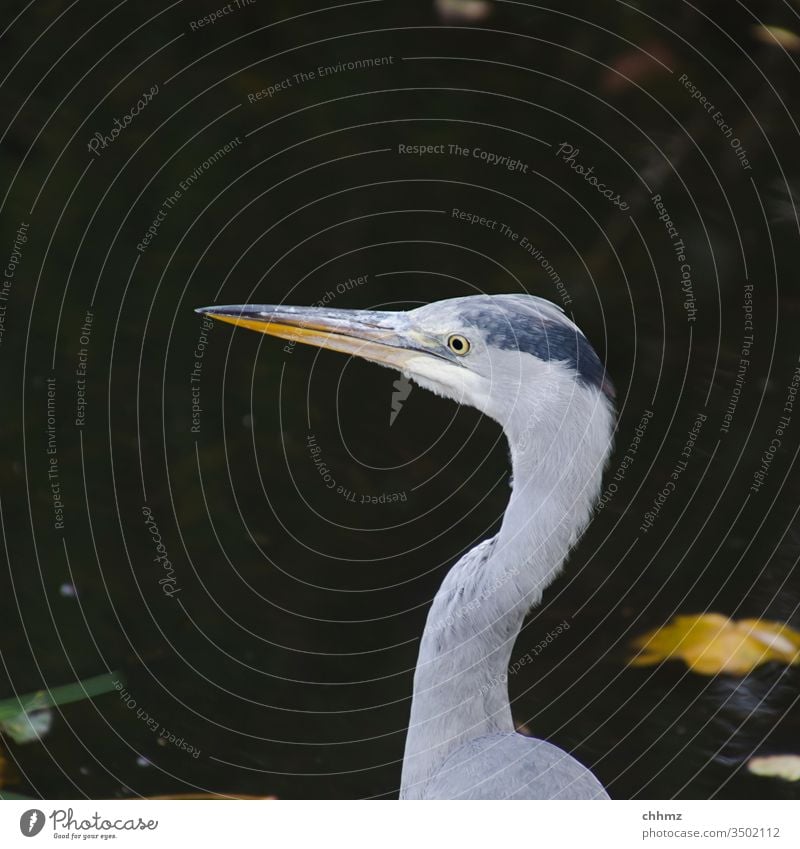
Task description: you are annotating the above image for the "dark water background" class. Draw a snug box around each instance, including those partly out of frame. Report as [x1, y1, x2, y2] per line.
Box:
[1, 0, 799, 799]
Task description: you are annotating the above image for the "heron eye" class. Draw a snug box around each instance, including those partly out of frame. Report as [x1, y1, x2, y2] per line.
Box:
[447, 334, 471, 355]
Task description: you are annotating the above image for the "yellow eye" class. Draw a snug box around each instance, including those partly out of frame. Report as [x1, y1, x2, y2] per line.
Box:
[447, 334, 470, 355]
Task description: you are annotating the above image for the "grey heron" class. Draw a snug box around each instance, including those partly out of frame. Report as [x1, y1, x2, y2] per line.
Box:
[197, 293, 615, 799]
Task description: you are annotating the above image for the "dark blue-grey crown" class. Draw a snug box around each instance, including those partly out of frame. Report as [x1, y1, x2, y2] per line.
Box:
[457, 294, 614, 400]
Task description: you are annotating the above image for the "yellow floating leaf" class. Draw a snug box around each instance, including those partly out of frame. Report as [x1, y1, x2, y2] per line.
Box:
[628, 613, 800, 675]
[752, 25, 800, 51]
[748, 755, 800, 782]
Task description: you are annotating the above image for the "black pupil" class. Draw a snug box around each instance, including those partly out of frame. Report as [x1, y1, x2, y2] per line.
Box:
[451, 337, 464, 352]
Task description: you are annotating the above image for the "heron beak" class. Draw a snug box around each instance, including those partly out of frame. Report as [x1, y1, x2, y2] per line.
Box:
[195, 303, 446, 371]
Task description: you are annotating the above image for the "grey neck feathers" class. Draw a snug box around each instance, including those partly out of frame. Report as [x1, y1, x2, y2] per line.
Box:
[399, 404, 610, 799]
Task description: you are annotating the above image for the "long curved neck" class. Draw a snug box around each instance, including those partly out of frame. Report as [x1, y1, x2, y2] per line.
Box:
[400, 402, 611, 799]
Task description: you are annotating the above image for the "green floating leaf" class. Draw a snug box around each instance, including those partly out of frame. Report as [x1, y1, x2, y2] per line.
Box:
[1, 709, 53, 745]
[0, 672, 122, 744]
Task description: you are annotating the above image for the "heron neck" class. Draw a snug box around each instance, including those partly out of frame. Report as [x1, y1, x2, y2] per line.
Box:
[400, 429, 602, 799]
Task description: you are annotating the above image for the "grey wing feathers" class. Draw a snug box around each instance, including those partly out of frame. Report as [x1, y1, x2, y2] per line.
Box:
[421, 732, 609, 800]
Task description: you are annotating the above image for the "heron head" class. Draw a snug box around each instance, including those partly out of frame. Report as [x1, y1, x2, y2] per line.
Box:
[196, 293, 614, 443]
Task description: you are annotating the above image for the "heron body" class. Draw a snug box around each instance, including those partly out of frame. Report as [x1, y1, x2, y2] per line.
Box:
[199, 293, 615, 799]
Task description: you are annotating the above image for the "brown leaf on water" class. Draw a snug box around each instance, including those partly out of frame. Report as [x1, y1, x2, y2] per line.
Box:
[600, 40, 674, 93]
[434, 0, 493, 23]
[628, 613, 800, 675]
[748, 755, 800, 782]
[0, 743, 19, 789]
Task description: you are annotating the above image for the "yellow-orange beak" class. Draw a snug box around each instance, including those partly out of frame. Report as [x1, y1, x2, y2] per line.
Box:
[195, 303, 450, 371]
